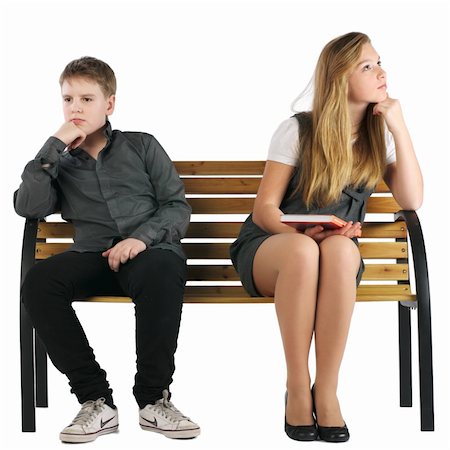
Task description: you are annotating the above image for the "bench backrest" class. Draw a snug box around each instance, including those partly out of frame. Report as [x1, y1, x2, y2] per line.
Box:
[31, 161, 414, 303]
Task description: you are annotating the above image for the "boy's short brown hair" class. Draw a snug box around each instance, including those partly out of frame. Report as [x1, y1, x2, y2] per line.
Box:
[59, 56, 116, 97]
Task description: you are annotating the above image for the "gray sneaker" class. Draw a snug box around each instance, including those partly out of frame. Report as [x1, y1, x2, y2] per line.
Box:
[59, 398, 118, 443]
[139, 390, 200, 439]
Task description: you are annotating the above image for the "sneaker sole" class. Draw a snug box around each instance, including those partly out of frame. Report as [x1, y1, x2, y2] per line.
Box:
[139, 423, 200, 439]
[60, 424, 119, 443]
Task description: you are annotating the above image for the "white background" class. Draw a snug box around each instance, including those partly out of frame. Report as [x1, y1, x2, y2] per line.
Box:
[1, 0, 449, 449]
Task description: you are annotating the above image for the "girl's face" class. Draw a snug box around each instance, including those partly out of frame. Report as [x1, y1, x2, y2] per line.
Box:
[347, 43, 387, 106]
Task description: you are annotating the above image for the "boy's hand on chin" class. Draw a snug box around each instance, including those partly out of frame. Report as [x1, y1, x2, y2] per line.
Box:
[53, 121, 87, 150]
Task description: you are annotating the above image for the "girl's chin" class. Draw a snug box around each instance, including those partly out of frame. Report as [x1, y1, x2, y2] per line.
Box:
[367, 93, 388, 104]
[377, 91, 388, 102]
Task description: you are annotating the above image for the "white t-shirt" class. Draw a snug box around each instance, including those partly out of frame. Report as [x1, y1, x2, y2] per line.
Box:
[267, 117, 396, 167]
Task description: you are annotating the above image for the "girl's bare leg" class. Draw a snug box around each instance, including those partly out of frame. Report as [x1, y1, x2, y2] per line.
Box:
[314, 235, 361, 426]
[253, 233, 319, 425]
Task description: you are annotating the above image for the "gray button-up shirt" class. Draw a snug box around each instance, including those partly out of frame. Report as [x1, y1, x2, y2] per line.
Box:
[14, 122, 191, 260]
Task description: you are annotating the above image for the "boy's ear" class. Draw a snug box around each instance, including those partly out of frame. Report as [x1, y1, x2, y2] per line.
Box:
[106, 95, 116, 116]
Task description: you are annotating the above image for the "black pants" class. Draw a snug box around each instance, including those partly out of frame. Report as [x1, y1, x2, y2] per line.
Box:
[21, 248, 187, 409]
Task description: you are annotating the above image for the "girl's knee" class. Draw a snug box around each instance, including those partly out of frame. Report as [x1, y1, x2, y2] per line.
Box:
[279, 234, 320, 271]
[319, 235, 360, 265]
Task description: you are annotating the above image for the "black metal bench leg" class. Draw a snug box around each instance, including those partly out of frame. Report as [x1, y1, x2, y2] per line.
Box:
[417, 294, 434, 431]
[398, 303, 412, 407]
[20, 303, 36, 432]
[35, 334, 48, 408]
[395, 210, 434, 431]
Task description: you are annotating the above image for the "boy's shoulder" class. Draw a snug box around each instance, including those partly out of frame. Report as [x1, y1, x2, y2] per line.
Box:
[111, 128, 158, 150]
[113, 127, 154, 141]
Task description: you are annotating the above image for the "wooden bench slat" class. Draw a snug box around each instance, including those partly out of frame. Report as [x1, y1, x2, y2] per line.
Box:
[187, 196, 400, 214]
[37, 220, 408, 239]
[182, 242, 408, 260]
[174, 162, 391, 193]
[183, 178, 261, 194]
[358, 242, 408, 259]
[81, 284, 414, 304]
[35, 241, 408, 260]
[188, 198, 253, 214]
[174, 161, 266, 175]
[188, 221, 407, 239]
[366, 196, 401, 213]
[361, 264, 409, 280]
[186, 222, 243, 238]
[185, 264, 408, 281]
[182, 178, 392, 194]
[37, 222, 74, 238]
[360, 222, 407, 238]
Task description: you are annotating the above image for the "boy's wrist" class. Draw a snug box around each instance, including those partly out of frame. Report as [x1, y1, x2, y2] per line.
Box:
[51, 135, 69, 148]
[52, 131, 71, 146]
[36, 137, 67, 167]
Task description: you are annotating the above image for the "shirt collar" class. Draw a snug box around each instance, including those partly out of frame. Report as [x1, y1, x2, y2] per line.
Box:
[103, 120, 113, 140]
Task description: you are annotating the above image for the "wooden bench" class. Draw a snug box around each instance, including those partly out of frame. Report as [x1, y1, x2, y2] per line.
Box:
[19, 161, 434, 432]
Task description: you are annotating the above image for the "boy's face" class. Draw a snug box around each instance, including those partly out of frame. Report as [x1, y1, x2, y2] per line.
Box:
[61, 77, 115, 136]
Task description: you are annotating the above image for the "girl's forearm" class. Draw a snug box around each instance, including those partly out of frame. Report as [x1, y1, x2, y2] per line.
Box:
[389, 126, 423, 210]
[253, 203, 298, 235]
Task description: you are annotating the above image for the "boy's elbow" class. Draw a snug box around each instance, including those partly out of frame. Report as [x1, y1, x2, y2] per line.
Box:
[14, 196, 53, 219]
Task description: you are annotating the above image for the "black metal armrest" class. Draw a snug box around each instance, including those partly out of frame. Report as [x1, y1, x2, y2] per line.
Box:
[395, 209, 434, 431]
[394, 210, 431, 310]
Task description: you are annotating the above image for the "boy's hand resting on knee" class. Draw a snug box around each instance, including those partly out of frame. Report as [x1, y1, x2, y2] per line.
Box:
[303, 221, 362, 244]
[102, 238, 147, 272]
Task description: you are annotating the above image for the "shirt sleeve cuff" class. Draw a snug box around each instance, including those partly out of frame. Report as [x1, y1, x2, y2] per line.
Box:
[35, 136, 67, 165]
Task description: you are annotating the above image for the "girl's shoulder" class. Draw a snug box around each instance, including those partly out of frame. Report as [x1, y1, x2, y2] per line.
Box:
[267, 117, 301, 167]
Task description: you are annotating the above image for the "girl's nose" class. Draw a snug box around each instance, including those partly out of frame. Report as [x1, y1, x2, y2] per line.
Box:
[377, 66, 386, 79]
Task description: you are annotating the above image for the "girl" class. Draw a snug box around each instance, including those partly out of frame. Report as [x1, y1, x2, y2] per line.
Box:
[230, 32, 423, 443]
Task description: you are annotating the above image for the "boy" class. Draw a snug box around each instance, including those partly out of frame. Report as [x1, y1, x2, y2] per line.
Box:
[14, 57, 200, 443]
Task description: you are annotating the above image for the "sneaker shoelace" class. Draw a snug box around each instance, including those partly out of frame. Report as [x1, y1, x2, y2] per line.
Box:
[151, 390, 190, 423]
[70, 398, 106, 427]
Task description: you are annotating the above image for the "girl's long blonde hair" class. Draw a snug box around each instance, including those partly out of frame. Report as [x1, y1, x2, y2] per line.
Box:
[294, 32, 386, 209]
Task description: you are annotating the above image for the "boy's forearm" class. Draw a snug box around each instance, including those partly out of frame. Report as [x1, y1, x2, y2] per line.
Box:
[13, 137, 65, 218]
[129, 201, 191, 247]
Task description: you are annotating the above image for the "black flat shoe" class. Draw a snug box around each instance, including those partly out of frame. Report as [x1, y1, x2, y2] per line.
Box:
[285, 420, 318, 441]
[284, 391, 318, 441]
[311, 385, 350, 443]
[317, 423, 350, 443]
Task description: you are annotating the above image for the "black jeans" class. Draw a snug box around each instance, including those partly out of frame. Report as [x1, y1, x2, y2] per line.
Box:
[21, 248, 187, 409]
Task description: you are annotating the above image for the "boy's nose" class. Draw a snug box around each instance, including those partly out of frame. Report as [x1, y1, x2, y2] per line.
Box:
[71, 102, 82, 113]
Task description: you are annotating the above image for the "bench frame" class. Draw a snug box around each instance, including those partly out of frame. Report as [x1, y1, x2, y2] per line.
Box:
[19, 161, 434, 432]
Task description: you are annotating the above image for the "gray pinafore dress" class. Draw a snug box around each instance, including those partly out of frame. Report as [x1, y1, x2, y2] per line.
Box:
[230, 114, 374, 297]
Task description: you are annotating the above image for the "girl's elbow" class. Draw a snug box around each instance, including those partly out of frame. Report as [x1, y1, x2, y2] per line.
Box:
[411, 199, 423, 211]
[411, 190, 424, 210]
[252, 210, 263, 228]
[400, 196, 423, 211]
